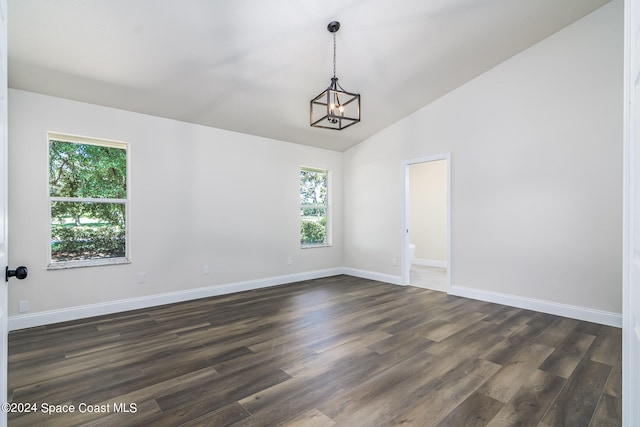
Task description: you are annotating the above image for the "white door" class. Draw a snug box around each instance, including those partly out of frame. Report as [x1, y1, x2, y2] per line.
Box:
[0, 0, 8, 425]
[624, 0, 640, 425]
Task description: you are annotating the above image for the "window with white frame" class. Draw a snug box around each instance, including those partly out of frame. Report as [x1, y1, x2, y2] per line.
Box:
[300, 167, 330, 246]
[48, 133, 129, 268]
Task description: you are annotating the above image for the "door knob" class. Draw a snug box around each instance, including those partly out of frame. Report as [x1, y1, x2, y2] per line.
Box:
[6, 266, 28, 281]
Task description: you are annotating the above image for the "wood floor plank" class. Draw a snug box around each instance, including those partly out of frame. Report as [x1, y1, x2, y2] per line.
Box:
[538, 329, 597, 378]
[6, 275, 622, 427]
[281, 408, 336, 427]
[240, 348, 384, 424]
[539, 357, 612, 426]
[420, 311, 488, 342]
[603, 359, 622, 399]
[590, 393, 622, 427]
[434, 392, 503, 427]
[424, 318, 504, 358]
[481, 305, 522, 327]
[320, 325, 501, 424]
[477, 343, 555, 403]
[480, 312, 556, 366]
[317, 351, 442, 424]
[531, 317, 580, 348]
[586, 323, 622, 366]
[485, 369, 565, 427]
[155, 366, 292, 414]
[389, 357, 502, 426]
[366, 330, 434, 356]
[59, 366, 221, 427]
[177, 402, 252, 427]
[12, 364, 146, 403]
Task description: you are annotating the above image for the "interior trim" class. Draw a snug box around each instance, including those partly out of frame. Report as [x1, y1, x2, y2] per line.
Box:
[449, 284, 622, 328]
[8, 268, 344, 331]
[8, 268, 621, 331]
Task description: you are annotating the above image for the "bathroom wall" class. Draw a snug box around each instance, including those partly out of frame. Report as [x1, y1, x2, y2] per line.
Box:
[409, 160, 447, 266]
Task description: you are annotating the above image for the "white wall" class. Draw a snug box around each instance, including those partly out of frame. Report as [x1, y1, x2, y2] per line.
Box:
[344, 0, 623, 314]
[409, 160, 447, 264]
[6, 0, 623, 326]
[8, 90, 343, 319]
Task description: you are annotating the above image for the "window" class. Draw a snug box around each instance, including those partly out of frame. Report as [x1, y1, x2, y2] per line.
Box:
[48, 133, 129, 268]
[300, 167, 330, 246]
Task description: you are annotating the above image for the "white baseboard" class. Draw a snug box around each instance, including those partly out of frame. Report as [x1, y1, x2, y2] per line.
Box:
[8, 268, 344, 331]
[341, 267, 404, 286]
[449, 285, 622, 328]
[9, 268, 621, 330]
[412, 258, 447, 268]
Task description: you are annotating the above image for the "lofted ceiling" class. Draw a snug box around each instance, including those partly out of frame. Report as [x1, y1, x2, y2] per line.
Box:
[8, 0, 611, 151]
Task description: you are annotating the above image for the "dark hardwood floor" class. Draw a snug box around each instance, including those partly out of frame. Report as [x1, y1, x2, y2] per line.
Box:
[7, 275, 621, 426]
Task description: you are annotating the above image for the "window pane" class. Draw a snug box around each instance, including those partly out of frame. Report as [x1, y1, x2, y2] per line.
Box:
[300, 208, 326, 245]
[49, 141, 127, 198]
[300, 169, 327, 206]
[51, 201, 126, 262]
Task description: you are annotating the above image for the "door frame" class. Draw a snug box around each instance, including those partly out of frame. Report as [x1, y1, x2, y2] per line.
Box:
[0, 0, 8, 424]
[401, 153, 451, 290]
[623, 0, 639, 424]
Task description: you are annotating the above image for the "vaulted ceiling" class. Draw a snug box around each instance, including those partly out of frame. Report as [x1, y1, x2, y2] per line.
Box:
[8, 0, 610, 151]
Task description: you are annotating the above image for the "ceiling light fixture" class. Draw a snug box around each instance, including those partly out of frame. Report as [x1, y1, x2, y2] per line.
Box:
[310, 21, 361, 130]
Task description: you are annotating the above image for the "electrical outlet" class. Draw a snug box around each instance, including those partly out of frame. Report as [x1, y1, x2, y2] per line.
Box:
[287, 256, 293, 265]
[392, 257, 398, 267]
[203, 265, 209, 275]
[137, 272, 146, 284]
[19, 300, 29, 313]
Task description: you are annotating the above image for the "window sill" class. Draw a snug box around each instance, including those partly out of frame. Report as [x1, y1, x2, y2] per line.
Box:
[48, 257, 130, 270]
[301, 244, 332, 249]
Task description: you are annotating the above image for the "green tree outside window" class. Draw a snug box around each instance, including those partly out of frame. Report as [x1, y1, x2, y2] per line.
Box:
[300, 168, 328, 246]
[49, 138, 128, 263]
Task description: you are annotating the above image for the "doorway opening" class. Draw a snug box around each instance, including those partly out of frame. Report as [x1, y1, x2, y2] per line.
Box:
[402, 154, 451, 292]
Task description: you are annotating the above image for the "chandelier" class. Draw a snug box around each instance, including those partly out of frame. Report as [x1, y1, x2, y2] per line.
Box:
[310, 21, 361, 130]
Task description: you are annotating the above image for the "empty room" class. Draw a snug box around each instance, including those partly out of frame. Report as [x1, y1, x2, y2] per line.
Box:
[1, 0, 637, 426]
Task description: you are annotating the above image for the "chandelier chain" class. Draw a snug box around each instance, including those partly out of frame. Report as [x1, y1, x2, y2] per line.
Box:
[333, 33, 337, 78]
